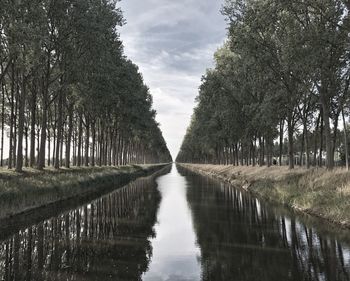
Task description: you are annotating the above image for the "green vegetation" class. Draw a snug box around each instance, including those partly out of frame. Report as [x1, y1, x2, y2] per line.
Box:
[182, 164, 350, 227]
[0, 164, 166, 219]
[177, 0, 350, 170]
[0, 0, 172, 172]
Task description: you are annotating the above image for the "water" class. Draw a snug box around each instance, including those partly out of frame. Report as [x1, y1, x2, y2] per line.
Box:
[0, 164, 350, 280]
[143, 165, 201, 280]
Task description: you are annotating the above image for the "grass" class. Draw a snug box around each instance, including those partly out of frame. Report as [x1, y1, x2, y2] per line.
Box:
[0, 164, 166, 219]
[180, 164, 350, 228]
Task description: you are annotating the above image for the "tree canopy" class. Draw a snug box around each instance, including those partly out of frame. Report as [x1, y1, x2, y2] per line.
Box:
[177, 0, 350, 170]
[0, 0, 172, 171]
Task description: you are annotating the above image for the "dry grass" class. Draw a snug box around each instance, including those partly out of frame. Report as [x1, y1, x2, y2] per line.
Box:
[181, 164, 350, 228]
[0, 164, 165, 219]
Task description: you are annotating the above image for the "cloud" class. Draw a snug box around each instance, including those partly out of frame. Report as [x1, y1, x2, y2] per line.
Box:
[118, 0, 227, 158]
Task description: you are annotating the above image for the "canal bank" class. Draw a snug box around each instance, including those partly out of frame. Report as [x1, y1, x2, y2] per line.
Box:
[0, 164, 350, 280]
[0, 170, 167, 280]
[0, 164, 169, 220]
[179, 163, 350, 229]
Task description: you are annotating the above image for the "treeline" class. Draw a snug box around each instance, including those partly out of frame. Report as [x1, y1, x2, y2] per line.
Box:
[177, 0, 350, 169]
[0, 0, 172, 172]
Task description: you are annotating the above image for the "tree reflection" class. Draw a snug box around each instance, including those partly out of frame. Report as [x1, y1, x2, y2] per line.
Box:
[0, 175, 161, 281]
[180, 168, 350, 281]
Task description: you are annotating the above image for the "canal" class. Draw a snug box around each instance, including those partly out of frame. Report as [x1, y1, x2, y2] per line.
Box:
[0, 164, 350, 280]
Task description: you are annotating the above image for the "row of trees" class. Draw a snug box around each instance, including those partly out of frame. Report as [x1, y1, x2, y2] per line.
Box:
[177, 0, 350, 169]
[0, 0, 172, 172]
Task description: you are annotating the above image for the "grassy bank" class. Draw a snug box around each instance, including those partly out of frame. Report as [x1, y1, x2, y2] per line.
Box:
[0, 164, 167, 219]
[180, 164, 350, 228]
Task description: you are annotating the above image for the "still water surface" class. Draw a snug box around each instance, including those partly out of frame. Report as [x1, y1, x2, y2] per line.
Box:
[0, 164, 350, 280]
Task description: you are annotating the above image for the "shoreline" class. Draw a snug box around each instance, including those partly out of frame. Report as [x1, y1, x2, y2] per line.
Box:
[0, 164, 169, 220]
[178, 163, 350, 229]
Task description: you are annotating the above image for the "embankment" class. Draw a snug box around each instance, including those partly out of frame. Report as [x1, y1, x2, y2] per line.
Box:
[0, 164, 169, 219]
[179, 163, 350, 228]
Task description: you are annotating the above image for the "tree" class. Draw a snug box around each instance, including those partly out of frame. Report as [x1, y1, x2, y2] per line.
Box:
[0, 0, 172, 172]
[177, 0, 350, 170]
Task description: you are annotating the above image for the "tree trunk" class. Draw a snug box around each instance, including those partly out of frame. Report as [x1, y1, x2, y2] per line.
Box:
[54, 90, 63, 169]
[38, 69, 50, 170]
[73, 128, 77, 166]
[13, 71, 20, 168]
[29, 81, 37, 167]
[38, 97, 48, 170]
[304, 121, 310, 169]
[25, 126, 29, 167]
[60, 133, 63, 166]
[77, 114, 83, 167]
[267, 136, 272, 167]
[0, 70, 4, 167]
[258, 136, 262, 165]
[48, 124, 52, 167]
[117, 134, 122, 165]
[84, 115, 90, 167]
[279, 119, 284, 166]
[300, 130, 305, 167]
[313, 113, 320, 166]
[235, 143, 239, 166]
[52, 103, 57, 166]
[91, 122, 96, 166]
[15, 74, 27, 172]
[65, 104, 73, 168]
[287, 114, 295, 169]
[342, 109, 349, 170]
[321, 98, 334, 169]
[332, 112, 340, 167]
[262, 137, 265, 165]
[8, 62, 15, 169]
[99, 122, 103, 166]
[252, 139, 256, 166]
[108, 128, 112, 166]
[36, 128, 40, 165]
[319, 108, 324, 167]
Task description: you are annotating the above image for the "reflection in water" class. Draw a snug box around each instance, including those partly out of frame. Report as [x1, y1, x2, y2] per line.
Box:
[143, 165, 201, 281]
[178, 166, 350, 281]
[0, 164, 350, 281]
[0, 171, 164, 281]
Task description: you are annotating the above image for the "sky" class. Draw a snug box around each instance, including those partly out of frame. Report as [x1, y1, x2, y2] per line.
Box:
[118, 0, 227, 159]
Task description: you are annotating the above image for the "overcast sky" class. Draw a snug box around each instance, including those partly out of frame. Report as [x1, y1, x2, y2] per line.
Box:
[119, 0, 227, 159]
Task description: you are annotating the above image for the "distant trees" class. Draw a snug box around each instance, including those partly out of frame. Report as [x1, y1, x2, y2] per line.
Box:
[177, 0, 350, 170]
[0, 0, 171, 172]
